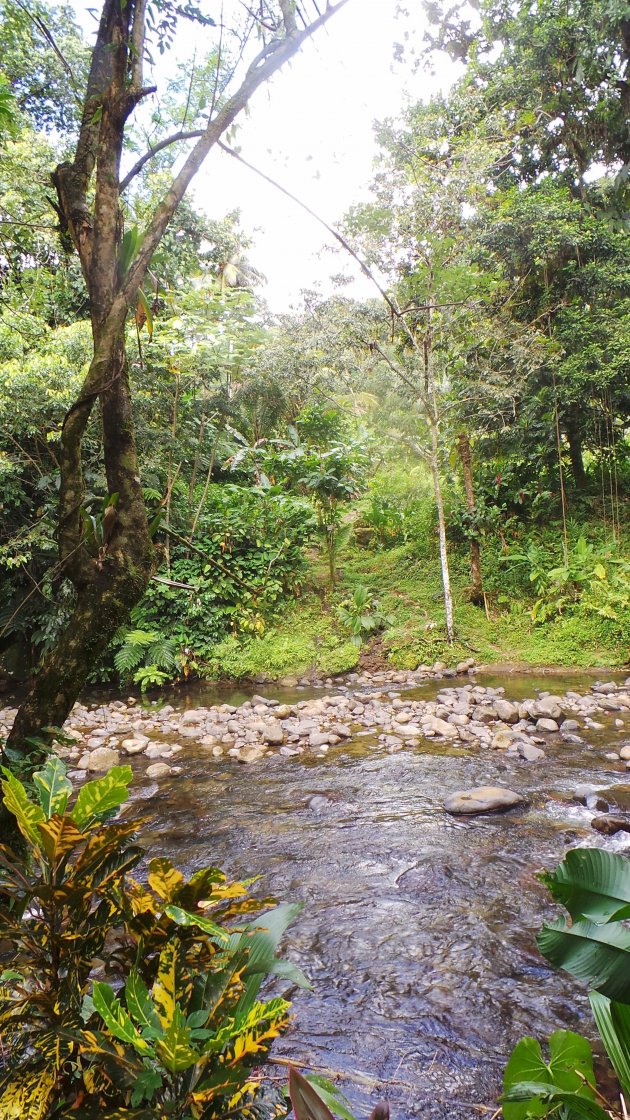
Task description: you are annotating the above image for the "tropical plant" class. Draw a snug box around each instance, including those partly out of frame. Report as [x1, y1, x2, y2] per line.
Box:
[0, 758, 309, 1119]
[336, 586, 393, 648]
[502, 848, 630, 1119]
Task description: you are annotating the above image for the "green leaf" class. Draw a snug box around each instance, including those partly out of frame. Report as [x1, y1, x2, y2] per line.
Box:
[589, 992, 630, 1100]
[164, 903, 229, 944]
[71, 765, 133, 829]
[299, 1075, 358, 1120]
[540, 848, 630, 922]
[538, 918, 630, 1001]
[502, 1032, 596, 1120]
[125, 971, 162, 1040]
[33, 756, 72, 818]
[1, 768, 45, 845]
[289, 1068, 337, 1120]
[92, 982, 154, 1056]
[502, 1083, 610, 1120]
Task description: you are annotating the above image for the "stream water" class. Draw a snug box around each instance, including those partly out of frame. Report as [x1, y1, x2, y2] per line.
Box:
[126, 671, 630, 1120]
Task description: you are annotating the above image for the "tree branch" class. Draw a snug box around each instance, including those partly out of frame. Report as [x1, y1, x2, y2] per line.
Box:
[119, 129, 205, 193]
[118, 0, 350, 311]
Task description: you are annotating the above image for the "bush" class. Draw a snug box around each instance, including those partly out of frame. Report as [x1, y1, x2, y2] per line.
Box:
[0, 760, 308, 1119]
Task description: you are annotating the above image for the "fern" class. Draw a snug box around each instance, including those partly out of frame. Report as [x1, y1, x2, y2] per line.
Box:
[148, 637, 179, 672]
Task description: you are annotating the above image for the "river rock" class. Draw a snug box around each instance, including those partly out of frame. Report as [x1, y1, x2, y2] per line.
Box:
[237, 746, 265, 764]
[532, 697, 563, 720]
[431, 717, 458, 738]
[494, 699, 518, 723]
[309, 731, 330, 748]
[261, 723, 284, 745]
[180, 709, 205, 725]
[518, 742, 546, 762]
[81, 746, 120, 771]
[121, 736, 148, 755]
[491, 729, 519, 750]
[146, 762, 173, 779]
[619, 744, 630, 760]
[591, 814, 630, 836]
[444, 786, 527, 815]
[536, 718, 559, 732]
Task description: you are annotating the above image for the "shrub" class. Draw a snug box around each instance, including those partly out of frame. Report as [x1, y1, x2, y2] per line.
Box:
[0, 759, 308, 1119]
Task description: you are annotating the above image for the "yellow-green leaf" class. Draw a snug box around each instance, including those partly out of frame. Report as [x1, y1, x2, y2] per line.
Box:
[71, 766, 132, 828]
[92, 982, 153, 1056]
[37, 814, 83, 865]
[148, 857, 184, 901]
[0, 1068, 56, 1120]
[1, 769, 45, 846]
[152, 941, 191, 1030]
[33, 757, 72, 818]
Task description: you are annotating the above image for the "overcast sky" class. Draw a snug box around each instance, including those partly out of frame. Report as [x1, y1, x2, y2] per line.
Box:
[186, 1, 455, 310]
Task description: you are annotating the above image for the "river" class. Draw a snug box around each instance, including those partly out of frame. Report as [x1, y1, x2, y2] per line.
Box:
[112, 668, 630, 1120]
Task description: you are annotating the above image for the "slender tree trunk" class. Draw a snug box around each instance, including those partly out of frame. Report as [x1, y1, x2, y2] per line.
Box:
[457, 431, 484, 606]
[428, 407, 454, 644]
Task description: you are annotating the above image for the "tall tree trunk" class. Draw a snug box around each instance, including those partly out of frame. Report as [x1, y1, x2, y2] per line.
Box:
[7, 331, 154, 752]
[428, 407, 454, 645]
[456, 431, 484, 606]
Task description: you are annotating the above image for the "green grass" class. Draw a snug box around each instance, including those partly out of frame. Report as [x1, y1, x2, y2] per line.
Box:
[203, 503, 629, 679]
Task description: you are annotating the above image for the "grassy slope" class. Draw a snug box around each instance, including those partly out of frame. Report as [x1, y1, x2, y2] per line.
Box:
[206, 509, 629, 679]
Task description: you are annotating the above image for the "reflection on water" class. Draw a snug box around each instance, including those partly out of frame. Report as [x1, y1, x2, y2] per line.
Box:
[133, 671, 628, 1119]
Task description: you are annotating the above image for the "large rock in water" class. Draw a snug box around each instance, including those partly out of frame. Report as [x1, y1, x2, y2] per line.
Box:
[444, 786, 527, 815]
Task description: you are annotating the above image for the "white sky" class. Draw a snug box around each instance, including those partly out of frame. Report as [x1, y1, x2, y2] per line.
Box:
[188, 1, 455, 310]
[75, 0, 457, 310]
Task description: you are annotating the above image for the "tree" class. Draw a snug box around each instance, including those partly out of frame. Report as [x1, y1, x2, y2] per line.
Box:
[7, 0, 347, 758]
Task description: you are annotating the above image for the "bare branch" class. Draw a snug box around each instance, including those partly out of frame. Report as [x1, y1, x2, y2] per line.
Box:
[118, 0, 350, 311]
[120, 129, 205, 192]
[130, 0, 148, 92]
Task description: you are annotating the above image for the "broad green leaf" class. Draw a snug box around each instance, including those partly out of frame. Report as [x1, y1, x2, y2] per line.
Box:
[92, 982, 153, 1056]
[540, 848, 630, 922]
[502, 1032, 596, 1120]
[1, 768, 45, 846]
[125, 971, 162, 1040]
[295, 1075, 357, 1120]
[148, 857, 184, 900]
[589, 991, 630, 1100]
[502, 1082, 611, 1120]
[538, 918, 630, 1001]
[289, 1067, 337, 1120]
[156, 1007, 200, 1074]
[71, 766, 133, 828]
[236, 902, 304, 1011]
[0, 1067, 56, 1120]
[33, 757, 71, 818]
[164, 903, 229, 944]
[266, 957, 312, 990]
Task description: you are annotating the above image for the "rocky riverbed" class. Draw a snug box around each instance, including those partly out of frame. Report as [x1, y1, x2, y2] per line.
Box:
[2, 660, 630, 822]
[3, 664, 630, 1119]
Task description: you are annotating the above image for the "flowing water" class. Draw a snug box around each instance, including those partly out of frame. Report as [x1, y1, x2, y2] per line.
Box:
[127, 671, 630, 1119]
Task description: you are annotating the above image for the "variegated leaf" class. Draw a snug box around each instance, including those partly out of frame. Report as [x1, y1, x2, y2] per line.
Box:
[1, 769, 45, 846]
[36, 814, 83, 865]
[148, 857, 184, 900]
[152, 940, 192, 1030]
[92, 982, 154, 1056]
[125, 971, 161, 1039]
[0, 1067, 56, 1120]
[70, 766, 133, 829]
[155, 1007, 200, 1074]
[33, 757, 72, 818]
[164, 903, 228, 944]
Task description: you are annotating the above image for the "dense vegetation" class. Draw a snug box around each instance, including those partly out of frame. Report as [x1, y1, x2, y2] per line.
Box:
[0, 0, 628, 718]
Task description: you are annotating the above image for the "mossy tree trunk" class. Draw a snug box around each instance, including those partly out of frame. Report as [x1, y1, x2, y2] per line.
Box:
[6, 0, 347, 762]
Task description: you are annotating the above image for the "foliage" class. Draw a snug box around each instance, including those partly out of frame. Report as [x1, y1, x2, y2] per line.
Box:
[0, 758, 308, 1119]
[336, 586, 393, 648]
[502, 848, 630, 1119]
